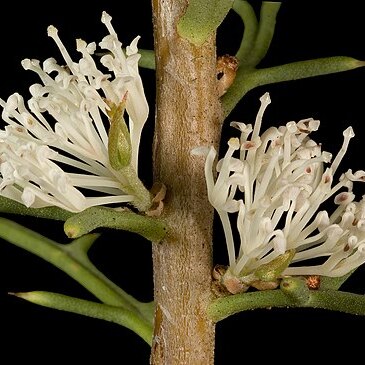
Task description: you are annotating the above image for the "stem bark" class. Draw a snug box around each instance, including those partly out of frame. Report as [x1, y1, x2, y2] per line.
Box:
[151, 0, 222, 363]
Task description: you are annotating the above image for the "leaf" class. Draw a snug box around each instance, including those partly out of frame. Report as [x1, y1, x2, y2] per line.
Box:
[64, 206, 167, 242]
[12, 291, 153, 345]
[320, 269, 356, 290]
[0, 195, 73, 220]
[177, 0, 234, 46]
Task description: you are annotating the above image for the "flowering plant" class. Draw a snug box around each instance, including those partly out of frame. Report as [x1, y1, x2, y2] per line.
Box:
[1, 1, 365, 363]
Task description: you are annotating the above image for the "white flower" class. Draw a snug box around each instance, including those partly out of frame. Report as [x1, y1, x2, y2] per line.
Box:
[199, 92, 365, 289]
[0, 11, 150, 213]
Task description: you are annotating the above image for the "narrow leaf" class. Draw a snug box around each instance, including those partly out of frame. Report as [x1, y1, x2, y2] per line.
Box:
[12, 291, 153, 345]
[64, 206, 167, 242]
[222, 56, 365, 118]
[0, 195, 73, 220]
[0, 218, 139, 310]
[320, 270, 356, 290]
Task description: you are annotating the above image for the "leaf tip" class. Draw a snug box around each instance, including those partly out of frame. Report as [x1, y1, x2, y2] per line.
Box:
[8, 291, 34, 301]
[64, 224, 81, 239]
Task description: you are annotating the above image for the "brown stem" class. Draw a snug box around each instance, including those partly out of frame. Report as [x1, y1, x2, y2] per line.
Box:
[151, 0, 222, 364]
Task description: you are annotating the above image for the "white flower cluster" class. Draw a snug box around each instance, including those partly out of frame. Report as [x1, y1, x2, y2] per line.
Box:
[200, 92, 365, 287]
[0, 12, 149, 213]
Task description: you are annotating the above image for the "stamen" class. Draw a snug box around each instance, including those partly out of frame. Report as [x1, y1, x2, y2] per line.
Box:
[0, 12, 150, 213]
[202, 92, 365, 286]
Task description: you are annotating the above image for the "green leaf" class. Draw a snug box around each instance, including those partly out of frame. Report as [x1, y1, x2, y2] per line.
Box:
[0, 218, 138, 310]
[12, 291, 153, 345]
[64, 206, 167, 242]
[233, 0, 258, 63]
[177, 0, 234, 46]
[207, 287, 365, 322]
[0, 217, 154, 325]
[222, 56, 365, 118]
[0, 195, 73, 220]
[320, 270, 356, 290]
[242, 1, 281, 67]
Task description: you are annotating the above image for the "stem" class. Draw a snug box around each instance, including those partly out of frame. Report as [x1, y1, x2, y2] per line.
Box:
[13, 291, 153, 345]
[222, 56, 365, 118]
[119, 164, 153, 212]
[233, 0, 258, 63]
[0, 218, 149, 318]
[151, 0, 222, 363]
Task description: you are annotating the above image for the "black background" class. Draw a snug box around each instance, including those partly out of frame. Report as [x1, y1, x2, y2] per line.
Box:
[1, 1, 365, 363]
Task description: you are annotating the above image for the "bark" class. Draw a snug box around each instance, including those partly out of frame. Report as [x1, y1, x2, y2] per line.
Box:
[150, 0, 223, 364]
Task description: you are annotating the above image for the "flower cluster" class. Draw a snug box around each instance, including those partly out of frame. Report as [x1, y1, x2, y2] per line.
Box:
[0, 11, 150, 213]
[200, 92, 365, 292]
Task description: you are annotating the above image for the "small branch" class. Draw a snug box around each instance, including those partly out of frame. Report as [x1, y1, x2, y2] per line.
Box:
[0, 195, 73, 220]
[64, 206, 167, 242]
[12, 291, 153, 345]
[222, 56, 365, 118]
[233, 0, 258, 63]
